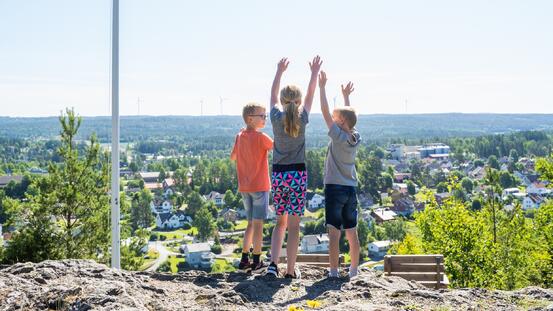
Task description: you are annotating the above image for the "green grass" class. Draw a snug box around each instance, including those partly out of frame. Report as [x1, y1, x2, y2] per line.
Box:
[211, 258, 236, 273]
[515, 298, 551, 310]
[168, 255, 186, 273]
[154, 228, 198, 240]
[234, 220, 248, 231]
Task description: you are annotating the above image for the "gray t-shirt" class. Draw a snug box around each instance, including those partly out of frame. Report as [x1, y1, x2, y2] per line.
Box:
[270, 106, 309, 165]
[324, 123, 362, 186]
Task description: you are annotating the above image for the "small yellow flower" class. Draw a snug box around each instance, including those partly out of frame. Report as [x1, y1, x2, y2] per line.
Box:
[306, 300, 321, 309]
[288, 305, 304, 311]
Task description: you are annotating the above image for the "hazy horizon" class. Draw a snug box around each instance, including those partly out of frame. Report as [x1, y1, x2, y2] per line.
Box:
[1, 0, 552, 117]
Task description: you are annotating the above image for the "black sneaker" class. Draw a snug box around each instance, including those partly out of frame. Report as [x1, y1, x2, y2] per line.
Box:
[265, 262, 279, 277]
[284, 267, 301, 279]
[250, 261, 267, 274]
[238, 260, 251, 272]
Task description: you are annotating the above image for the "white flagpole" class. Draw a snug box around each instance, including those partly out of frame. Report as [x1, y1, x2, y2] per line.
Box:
[111, 0, 121, 269]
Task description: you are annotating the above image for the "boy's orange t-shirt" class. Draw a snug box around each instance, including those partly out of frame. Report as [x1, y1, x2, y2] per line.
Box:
[231, 129, 273, 192]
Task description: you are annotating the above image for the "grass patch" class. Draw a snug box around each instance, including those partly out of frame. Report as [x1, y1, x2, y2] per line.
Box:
[139, 258, 156, 271]
[168, 255, 186, 273]
[211, 258, 236, 273]
[234, 220, 248, 231]
[154, 228, 198, 240]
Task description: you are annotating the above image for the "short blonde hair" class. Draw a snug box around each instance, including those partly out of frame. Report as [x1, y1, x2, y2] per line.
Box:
[242, 103, 265, 123]
[334, 107, 357, 128]
[280, 85, 303, 137]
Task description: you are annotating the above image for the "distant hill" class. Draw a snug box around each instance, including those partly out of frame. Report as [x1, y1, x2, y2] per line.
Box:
[2, 114, 553, 147]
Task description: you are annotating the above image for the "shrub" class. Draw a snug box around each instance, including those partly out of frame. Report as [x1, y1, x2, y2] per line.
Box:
[211, 243, 222, 254]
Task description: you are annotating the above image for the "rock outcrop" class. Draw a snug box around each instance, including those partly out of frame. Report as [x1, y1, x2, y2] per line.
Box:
[1, 260, 552, 310]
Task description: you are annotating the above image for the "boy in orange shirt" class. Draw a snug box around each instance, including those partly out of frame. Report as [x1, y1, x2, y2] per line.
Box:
[231, 103, 273, 272]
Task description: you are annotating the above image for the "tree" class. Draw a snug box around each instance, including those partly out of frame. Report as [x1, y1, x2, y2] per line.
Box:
[461, 177, 474, 193]
[194, 204, 215, 241]
[483, 168, 501, 244]
[488, 155, 500, 170]
[499, 171, 516, 189]
[383, 219, 407, 241]
[509, 149, 519, 163]
[129, 162, 139, 173]
[406, 180, 416, 195]
[3, 109, 111, 264]
[223, 190, 235, 209]
[130, 189, 154, 232]
[186, 191, 204, 215]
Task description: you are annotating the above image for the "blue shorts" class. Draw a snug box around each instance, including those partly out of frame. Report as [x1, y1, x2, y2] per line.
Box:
[241, 191, 269, 220]
[324, 184, 358, 230]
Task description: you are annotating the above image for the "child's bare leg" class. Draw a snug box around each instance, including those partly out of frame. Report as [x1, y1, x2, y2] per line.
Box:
[328, 225, 341, 271]
[345, 227, 360, 276]
[252, 219, 264, 254]
[285, 214, 301, 275]
[242, 221, 254, 254]
[270, 214, 288, 264]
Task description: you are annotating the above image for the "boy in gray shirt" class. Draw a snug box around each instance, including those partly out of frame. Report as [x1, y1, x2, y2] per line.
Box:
[318, 71, 361, 278]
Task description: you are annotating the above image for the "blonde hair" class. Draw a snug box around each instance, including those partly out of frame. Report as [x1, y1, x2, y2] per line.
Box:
[334, 107, 357, 129]
[242, 102, 265, 123]
[279, 85, 302, 137]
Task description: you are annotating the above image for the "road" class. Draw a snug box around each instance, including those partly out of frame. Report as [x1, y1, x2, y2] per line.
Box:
[146, 241, 180, 272]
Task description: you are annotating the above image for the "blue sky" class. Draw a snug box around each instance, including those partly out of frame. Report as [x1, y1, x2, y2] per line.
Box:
[1, 0, 552, 116]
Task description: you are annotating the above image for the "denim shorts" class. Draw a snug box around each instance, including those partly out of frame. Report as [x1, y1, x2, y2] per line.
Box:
[324, 184, 358, 230]
[241, 191, 269, 220]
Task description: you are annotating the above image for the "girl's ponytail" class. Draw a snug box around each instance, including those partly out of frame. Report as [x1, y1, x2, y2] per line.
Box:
[280, 85, 302, 138]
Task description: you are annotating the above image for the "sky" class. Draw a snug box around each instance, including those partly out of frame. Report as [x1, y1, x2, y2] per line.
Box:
[1, 0, 552, 117]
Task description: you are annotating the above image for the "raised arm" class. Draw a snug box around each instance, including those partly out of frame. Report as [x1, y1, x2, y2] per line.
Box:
[270, 58, 289, 109]
[341, 82, 355, 106]
[302, 55, 323, 113]
[318, 71, 333, 129]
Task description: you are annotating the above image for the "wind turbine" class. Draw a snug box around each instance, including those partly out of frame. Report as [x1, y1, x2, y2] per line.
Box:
[219, 96, 228, 115]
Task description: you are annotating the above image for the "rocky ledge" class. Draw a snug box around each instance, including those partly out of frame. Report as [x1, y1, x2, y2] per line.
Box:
[0, 260, 552, 310]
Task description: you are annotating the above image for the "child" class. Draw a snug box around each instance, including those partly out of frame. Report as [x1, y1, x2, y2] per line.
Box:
[318, 71, 361, 278]
[230, 103, 273, 272]
[266, 56, 322, 279]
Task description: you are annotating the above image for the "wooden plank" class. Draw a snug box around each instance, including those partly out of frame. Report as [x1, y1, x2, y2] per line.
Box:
[418, 281, 449, 289]
[296, 255, 331, 263]
[390, 272, 445, 282]
[390, 263, 445, 273]
[385, 255, 444, 264]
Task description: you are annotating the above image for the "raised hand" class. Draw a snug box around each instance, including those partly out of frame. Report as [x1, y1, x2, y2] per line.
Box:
[318, 71, 327, 89]
[309, 55, 323, 74]
[277, 58, 289, 74]
[341, 82, 354, 106]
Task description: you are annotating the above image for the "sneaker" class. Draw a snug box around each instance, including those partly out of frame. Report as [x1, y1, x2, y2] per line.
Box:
[284, 267, 301, 280]
[238, 260, 251, 272]
[265, 262, 279, 277]
[250, 261, 267, 273]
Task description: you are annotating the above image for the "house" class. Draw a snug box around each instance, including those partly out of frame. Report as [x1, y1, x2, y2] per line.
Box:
[392, 183, 408, 195]
[521, 174, 539, 187]
[221, 209, 238, 222]
[181, 243, 215, 268]
[527, 182, 549, 195]
[300, 234, 329, 254]
[204, 191, 224, 207]
[434, 192, 451, 205]
[306, 192, 325, 211]
[144, 182, 162, 191]
[391, 197, 415, 216]
[393, 173, 411, 183]
[502, 187, 521, 197]
[162, 178, 176, 197]
[370, 208, 397, 224]
[155, 211, 192, 229]
[468, 166, 485, 179]
[139, 172, 160, 183]
[150, 200, 173, 214]
[0, 175, 23, 188]
[523, 194, 544, 210]
[368, 240, 392, 258]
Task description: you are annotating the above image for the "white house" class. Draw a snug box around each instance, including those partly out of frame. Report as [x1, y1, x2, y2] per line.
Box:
[523, 194, 544, 210]
[392, 183, 408, 194]
[368, 240, 392, 258]
[527, 182, 549, 195]
[150, 200, 173, 214]
[306, 192, 325, 211]
[204, 191, 224, 207]
[502, 187, 521, 197]
[181, 243, 214, 268]
[369, 208, 397, 225]
[300, 234, 329, 254]
[155, 211, 192, 229]
[162, 178, 176, 197]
